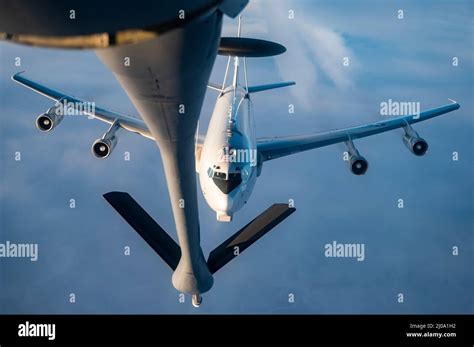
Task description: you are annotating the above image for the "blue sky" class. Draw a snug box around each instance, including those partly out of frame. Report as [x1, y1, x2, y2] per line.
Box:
[1, 0, 473, 313]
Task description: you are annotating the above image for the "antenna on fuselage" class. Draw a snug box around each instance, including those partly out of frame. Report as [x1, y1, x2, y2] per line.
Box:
[220, 16, 243, 94]
[232, 15, 248, 94]
[237, 15, 242, 38]
[243, 56, 248, 92]
[231, 16, 241, 94]
[221, 56, 231, 93]
[238, 15, 249, 92]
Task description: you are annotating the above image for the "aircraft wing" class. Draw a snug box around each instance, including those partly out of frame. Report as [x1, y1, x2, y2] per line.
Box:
[257, 102, 460, 161]
[11, 72, 153, 140]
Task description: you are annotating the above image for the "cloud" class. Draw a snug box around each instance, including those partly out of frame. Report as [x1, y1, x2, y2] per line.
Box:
[229, 0, 357, 111]
[1, 0, 472, 314]
[301, 22, 355, 88]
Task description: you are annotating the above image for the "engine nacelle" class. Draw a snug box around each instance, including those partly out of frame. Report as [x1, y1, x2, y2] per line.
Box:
[402, 124, 428, 156]
[403, 134, 428, 156]
[92, 137, 117, 159]
[92, 121, 120, 159]
[349, 154, 369, 175]
[35, 105, 64, 132]
[345, 139, 368, 175]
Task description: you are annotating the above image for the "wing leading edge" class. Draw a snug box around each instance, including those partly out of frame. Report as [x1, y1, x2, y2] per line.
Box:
[257, 102, 460, 161]
[11, 72, 153, 140]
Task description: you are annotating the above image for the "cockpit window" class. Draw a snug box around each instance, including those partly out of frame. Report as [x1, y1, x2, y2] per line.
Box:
[212, 171, 242, 194]
[214, 171, 227, 180]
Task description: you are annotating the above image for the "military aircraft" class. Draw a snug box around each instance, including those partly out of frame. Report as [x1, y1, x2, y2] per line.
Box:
[7, 5, 461, 307]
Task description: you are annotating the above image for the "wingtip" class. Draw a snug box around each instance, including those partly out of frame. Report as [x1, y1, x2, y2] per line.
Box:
[11, 70, 26, 81]
[448, 98, 461, 109]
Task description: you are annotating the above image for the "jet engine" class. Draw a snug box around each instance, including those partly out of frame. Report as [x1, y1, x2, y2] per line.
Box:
[92, 137, 117, 159]
[345, 139, 368, 175]
[402, 124, 428, 156]
[349, 155, 369, 175]
[35, 105, 64, 132]
[92, 121, 119, 159]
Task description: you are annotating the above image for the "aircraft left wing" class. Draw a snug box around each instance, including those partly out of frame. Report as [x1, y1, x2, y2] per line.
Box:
[11, 72, 153, 140]
[257, 102, 460, 161]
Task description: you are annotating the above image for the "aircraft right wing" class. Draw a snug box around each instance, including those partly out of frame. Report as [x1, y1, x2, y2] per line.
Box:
[257, 102, 460, 162]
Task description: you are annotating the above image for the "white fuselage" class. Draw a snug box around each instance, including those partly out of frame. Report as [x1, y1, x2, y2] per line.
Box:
[199, 82, 258, 222]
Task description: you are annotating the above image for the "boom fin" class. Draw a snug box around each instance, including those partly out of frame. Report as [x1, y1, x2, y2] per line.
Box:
[104, 192, 296, 277]
[207, 204, 296, 274]
[103, 192, 181, 270]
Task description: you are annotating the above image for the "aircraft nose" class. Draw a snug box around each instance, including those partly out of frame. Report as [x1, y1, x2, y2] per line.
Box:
[216, 195, 234, 222]
[217, 196, 233, 212]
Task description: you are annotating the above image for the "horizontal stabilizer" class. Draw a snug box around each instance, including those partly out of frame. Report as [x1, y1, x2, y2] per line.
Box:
[207, 82, 223, 92]
[103, 192, 181, 270]
[207, 204, 295, 274]
[247, 81, 295, 94]
[219, 37, 286, 57]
